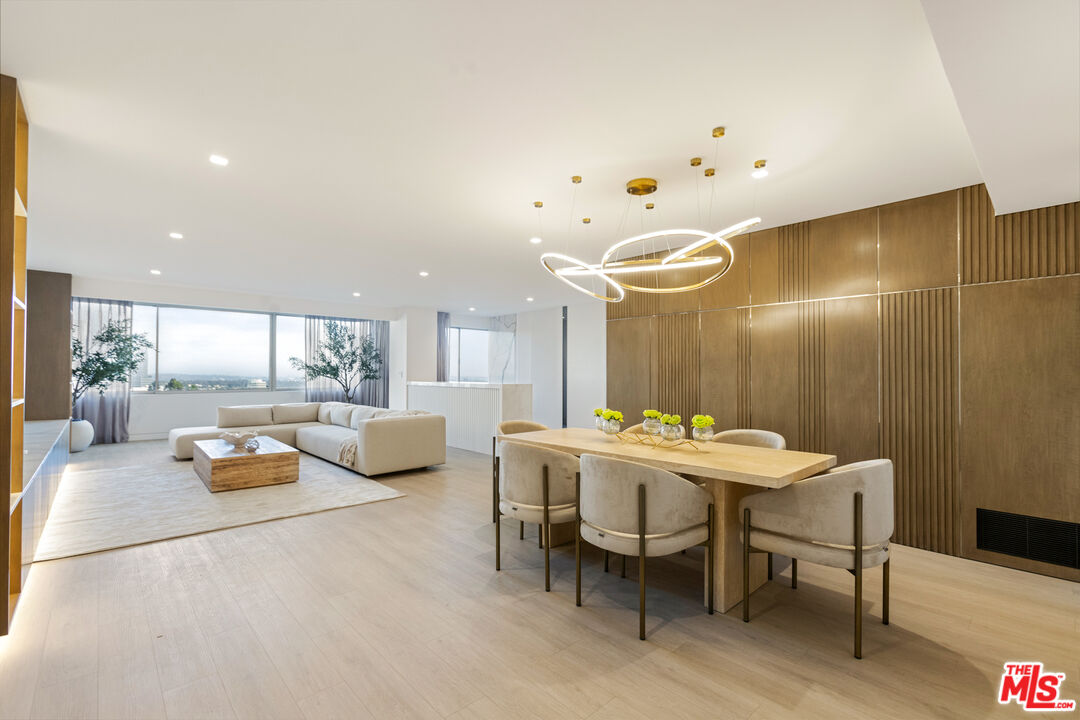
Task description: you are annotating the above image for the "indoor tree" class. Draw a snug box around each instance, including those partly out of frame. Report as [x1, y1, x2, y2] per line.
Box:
[71, 320, 154, 413]
[290, 320, 383, 403]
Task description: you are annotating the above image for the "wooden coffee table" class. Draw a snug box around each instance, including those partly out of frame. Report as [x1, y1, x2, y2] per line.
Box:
[192, 436, 300, 492]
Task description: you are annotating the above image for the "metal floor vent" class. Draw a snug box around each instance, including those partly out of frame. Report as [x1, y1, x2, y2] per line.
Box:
[976, 508, 1079, 569]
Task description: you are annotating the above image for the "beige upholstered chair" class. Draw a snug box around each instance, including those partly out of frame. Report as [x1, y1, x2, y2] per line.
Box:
[712, 428, 786, 450]
[576, 454, 714, 640]
[740, 459, 893, 658]
[493, 420, 548, 531]
[496, 442, 579, 591]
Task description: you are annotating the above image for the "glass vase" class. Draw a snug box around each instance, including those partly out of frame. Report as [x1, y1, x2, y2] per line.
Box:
[602, 419, 621, 435]
[660, 424, 684, 441]
[595, 416, 606, 431]
[642, 418, 661, 436]
[692, 426, 714, 442]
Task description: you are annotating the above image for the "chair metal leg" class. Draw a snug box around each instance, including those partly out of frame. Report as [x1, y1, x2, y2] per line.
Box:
[791, 558, 798, 589]
[742, 507, 751, 623]
[638, 483, 646, 641]
[604, 550, 609, 573]
[575, 472, 581, 607]
[767, 552, 773, 580]
[495, 507, 501, 571]
[520, 520, 524, 540]
[854, 491, 863, 659]
[539, 524, 543, 549]
[621, 554, 627, 579]
[882, 557, 890, 625]
[543, 465, 551, 592]
[492, 437, 497, 523]
[707, 503, 715, 615]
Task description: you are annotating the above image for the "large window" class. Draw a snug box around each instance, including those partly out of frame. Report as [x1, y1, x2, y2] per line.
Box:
[131, 305, 304, 392]
[448, 327, 490, 382]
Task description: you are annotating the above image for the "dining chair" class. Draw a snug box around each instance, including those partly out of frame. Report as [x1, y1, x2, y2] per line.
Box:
[496, 441, 579, 591]
[493, 420, 548, 541]
[712, 428, 786, 449]
[576, 454, 714, 640]
[739, 459, 893, 658]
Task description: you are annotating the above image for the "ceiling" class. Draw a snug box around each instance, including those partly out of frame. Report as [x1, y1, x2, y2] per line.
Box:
[920, 0, 1080, 215]
[1, 0, 989, 314]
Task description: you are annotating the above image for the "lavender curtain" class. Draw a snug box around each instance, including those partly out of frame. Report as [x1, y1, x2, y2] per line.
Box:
[304, 316, 389, 407]
[436, 311, 450, 382]
[71, 297, 134, 444]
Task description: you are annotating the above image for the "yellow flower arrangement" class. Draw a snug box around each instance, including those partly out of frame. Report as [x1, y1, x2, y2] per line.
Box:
[643, 409, 662, 419]
[602, 409, 624, 422]
[660, 413, 681, 426]
[593, 408, 603, 417]
[691, 414, 715, 429]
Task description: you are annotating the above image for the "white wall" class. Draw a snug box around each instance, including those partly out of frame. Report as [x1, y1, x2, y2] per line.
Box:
[388, 318, 408, 409]
[515, 301, 607, 429]
[128, 389, 305, 441]
[403, 307, 437, 382]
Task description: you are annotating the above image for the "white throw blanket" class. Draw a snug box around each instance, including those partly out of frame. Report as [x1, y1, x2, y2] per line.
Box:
[338, 435, 358, 468]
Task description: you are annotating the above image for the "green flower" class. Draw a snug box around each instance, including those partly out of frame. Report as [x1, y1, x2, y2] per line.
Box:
[691, 414, 715, 429]
[594, 408, 604, 417]
[643, 409, 662, 419]
[661, 413, 681, 426]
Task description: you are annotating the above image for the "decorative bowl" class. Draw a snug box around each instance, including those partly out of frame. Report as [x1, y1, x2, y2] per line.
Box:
[220, 430, 258, 448]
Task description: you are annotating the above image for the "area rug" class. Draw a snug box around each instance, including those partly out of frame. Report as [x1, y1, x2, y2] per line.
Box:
[34, 451, 404, 561]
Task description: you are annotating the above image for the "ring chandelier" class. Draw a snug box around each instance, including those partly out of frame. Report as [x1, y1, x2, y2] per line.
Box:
[537, 169, 762, 302]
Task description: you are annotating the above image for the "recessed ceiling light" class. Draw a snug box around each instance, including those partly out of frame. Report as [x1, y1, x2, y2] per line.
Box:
[468, 307, 476, 312]
[526, 297, 534, 302]
[169, 232, 183, 239]
[209, 154, 229, 166]
[529, 237, 542, 245]
[419, 271, 429, 277]
[352, 292, 361, 297]
[150, 269, 161, 275]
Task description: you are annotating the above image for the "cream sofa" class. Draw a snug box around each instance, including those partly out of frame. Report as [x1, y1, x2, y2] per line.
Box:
[168, 401, 446, 476]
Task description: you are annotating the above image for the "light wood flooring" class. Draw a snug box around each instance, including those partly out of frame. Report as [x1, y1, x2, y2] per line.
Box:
[0, 441, 1076, 719]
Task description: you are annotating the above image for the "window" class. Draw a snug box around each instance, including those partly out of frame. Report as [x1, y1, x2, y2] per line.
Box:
[448, 327, 490, 382]
[157, 307, 270, 391]
[274, 315, 305, 389]
[130, 304, 157, 392]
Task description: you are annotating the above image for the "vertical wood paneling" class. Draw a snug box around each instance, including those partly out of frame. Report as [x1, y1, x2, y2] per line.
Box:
[654, 313, 699, 422]
[880, 288, 959, 555]
[737, 308, 751, 427]
[961, 183, 1078, 283]
[797, 301, 826, 453]
[778, 222, 810, 302]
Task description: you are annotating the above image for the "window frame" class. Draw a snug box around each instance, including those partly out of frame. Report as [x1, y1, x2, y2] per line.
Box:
[448, 325, 492, 383]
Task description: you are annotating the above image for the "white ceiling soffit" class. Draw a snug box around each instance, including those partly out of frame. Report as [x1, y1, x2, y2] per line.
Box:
[1, 0, 983, 314]
[920, 0, 1080, 215]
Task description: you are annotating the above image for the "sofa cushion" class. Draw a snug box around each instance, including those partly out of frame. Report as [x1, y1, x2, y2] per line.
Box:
[318, 401, 349, 424]
[218, 404, 274, 428]
[169, 422, 320, 459]
[272, 402, 320, 424]
[350, 405, 382, 422]
[330, 404, 355, 427]
[295, 424, 357, 468]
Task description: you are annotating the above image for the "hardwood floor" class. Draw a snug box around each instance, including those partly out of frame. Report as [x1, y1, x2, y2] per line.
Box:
[0, 441, 1076, 719]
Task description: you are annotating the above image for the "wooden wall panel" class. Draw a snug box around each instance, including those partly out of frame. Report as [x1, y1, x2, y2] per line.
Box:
[777, 222, 810, 302]
[824, 295, 880, 465]
[699, 309, 750, 430]
[959, 276, 1079, 579]
[879, 190, 958, 292]
[699, 233, 750, 311]
[797, 301, 826, 453]
[749, 228, 779, 305]
[809, 208, 878, 299]
[881, 288, 960, 555]
[749, 303, 800, 449]
[26, 271, 72, 421]
[653, 313, 699, 423]
[605, 318, 654, 423]
[961, 183, 1079, 283]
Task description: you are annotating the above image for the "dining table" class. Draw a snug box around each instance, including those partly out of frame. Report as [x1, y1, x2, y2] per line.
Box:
[498, 427, 837, 613]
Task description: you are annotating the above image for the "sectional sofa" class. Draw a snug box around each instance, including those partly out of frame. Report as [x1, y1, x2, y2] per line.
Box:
[169, 401, 446, 476]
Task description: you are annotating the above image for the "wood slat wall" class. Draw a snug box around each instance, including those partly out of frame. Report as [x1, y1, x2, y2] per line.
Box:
[607, 184, 1079, 578]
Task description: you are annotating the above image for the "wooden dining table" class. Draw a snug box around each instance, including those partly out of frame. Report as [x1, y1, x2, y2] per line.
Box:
[498, 427, 836, 613]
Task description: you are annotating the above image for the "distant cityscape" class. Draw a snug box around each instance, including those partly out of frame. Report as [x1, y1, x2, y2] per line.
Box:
[131, 373, 303, 392]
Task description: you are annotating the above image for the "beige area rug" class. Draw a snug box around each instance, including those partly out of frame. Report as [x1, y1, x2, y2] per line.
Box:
[35, 452, 404, 561]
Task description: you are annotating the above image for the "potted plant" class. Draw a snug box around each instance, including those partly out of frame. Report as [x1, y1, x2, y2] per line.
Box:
[71, 320, 154, 452]
[289, 320, 383, 403]
[601, 409, 624, 434]
[594, 407, 606, 431]
[659, 413, 684, 441]
[642, 409, 662, 436]
[691, 414, 716, 442]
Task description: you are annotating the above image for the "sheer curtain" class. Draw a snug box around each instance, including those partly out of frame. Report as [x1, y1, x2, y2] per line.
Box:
[71, 297, 134, 444]
[436, 311, 450, 382]
[304, 316, 390, 407]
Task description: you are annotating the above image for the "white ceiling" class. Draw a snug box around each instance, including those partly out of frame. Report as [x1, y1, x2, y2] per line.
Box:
[921, 0, 1080, 215]
[1, 0, 987, 314]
